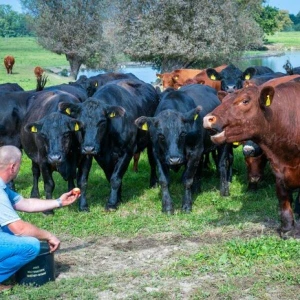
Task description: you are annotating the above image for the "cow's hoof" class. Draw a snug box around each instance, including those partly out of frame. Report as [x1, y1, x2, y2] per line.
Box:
[79, 207, 90, 213]
[105, 206, 117, 212]
[181, 207, 192, 214]
[247, 183, 258, 192]
[279, 225, 300, 239]
[162, 209, 174, 215]
[43, 210, 54, 216]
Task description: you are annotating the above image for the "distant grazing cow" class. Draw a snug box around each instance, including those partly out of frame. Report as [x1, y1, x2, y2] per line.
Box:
[34, 66, 44, 79]
[4, 55, 15, 74]
[20, 90, 83, 214]
[203, 80, 300, 238]
[135, 84, 233, 214]
[58, 80, 159, 212]
[156, 69, 202, 90]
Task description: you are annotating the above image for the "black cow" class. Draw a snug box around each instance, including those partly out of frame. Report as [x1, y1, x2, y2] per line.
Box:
[0, 83, 24, 92]
[20, 90, 83, 213]
[206, 64, 275, 92]
[58, 80, 159, 211]
[0, 90, 37, 148]
[135, 84, 232, 214]
[76, 72, 140, 96]
[42, 82, 89, 102]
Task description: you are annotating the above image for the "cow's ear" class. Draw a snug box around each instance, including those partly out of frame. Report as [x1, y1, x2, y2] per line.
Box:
[182, 106, 202, 122]
[259, 86, 275, 108]
[106, 106, 126, 118]
[156, 73, 162, 79]
[135, 116, 152, 131]
[25, 122, 42, 133]
[69, 120, 83, 132]
[242, 67, 256, 80]
[206, 69, 221, 81]
[217, 91, 228, 102]
[58, 102, 79, 117]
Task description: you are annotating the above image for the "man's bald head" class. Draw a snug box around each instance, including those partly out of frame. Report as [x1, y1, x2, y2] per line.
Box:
[0, 146, 22, 171]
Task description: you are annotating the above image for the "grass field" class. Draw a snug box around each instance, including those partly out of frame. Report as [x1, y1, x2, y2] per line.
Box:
[266, 31, 300, 50]
[1, 37, 300, 299]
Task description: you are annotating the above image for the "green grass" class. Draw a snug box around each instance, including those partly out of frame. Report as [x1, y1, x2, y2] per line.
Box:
[0, 37, 71, 90]
[265, 31, 300, 50]
[1, 37, 300, 299]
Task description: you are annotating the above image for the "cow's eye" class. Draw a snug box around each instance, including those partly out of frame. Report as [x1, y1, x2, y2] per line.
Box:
[242, 99, 249, 105]
[158, 134, 165, 141]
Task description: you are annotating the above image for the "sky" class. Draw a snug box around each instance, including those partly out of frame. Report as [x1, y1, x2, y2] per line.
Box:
[0, 0, 299, 15]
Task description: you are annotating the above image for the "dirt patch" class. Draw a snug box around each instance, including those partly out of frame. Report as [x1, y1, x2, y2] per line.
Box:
[54, 222, 277, 299]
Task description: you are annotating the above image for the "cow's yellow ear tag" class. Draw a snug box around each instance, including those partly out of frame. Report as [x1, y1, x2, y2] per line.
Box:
[210, 74, 216, 80]
[74, 123, 80, 131]
[265, 95, 271, 106]
[141, 123, 148, 131]
[31, 126, 37, 133]
[109, 112, 116, 118]
[95, 82, 98, 87]
[66, 108, 71, 115]
[194, 114, 198, 121]
[174, 76, 179, 81]
[245, 74, 250, 80]
[233, 142, 240, 146]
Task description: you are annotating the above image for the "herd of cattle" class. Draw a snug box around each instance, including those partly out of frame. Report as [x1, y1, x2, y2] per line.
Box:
[3, 55, 300, 238]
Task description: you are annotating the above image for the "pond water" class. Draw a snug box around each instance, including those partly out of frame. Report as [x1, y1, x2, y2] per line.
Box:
[77, 51, 300, 84]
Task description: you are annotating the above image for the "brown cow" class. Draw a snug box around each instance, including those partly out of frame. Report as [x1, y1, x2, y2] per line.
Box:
[203, 79, 300, 238]
[243, 75, 300, 190]
[34, 66, 44, 79]
[4, 55, 15, 74]
[156, 69, 202, 90]
[183, 65, 228, 91]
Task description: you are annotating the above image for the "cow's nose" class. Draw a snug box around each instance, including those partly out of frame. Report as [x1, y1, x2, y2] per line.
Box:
[169, 157, 182, 165]
[82, 146, 96, 155]
[48, 154, 62, 163]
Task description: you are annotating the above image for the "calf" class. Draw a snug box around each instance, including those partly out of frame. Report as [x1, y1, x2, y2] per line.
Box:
[20, 90, 83, 213]
[4, 55, 15, 74]
[59, 80, 159, 212]
[135, 84, 232, 214]
[203, 80, 300, 238]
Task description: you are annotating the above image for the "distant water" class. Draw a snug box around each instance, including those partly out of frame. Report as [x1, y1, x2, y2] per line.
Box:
[77, 51, 300, 83]
[77, 65, 158, 84]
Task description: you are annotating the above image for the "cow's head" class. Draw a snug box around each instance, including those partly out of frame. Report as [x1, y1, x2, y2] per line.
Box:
[24, 113, 83, 164]
[203, 85, 274, 144]
[135, 107, 201, 166]
[59, 99, 125, 155]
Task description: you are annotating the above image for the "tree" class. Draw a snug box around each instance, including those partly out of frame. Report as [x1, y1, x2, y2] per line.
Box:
[20, 0, 115, 79]
[116, 0, 264, 72]
[0, 5, 31, 37]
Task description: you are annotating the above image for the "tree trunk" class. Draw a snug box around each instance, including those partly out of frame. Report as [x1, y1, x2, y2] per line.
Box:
[66, 54, 83, 79]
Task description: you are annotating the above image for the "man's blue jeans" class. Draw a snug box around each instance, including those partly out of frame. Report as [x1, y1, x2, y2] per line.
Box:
[0, 232, 40, 283]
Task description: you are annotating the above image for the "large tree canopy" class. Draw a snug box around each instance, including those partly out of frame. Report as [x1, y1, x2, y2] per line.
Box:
[20, 0, 114, 79]
[116, 0, 264, 71]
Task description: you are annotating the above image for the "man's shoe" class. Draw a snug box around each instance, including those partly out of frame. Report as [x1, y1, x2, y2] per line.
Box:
[0, 284, 13, 292]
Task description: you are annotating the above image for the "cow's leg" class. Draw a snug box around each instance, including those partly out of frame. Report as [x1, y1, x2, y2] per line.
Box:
[76, 155, 93, 212]
[147, 145, 158, 188]
[181, 155, 200, 213]
[276, 178, 297, 238]
[30, 161, 41, 198]
[101, 152, 132, 211]
[40, 163, 55, 215]
[132, 152, 140, 172]
[217, 143, 232, 197]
